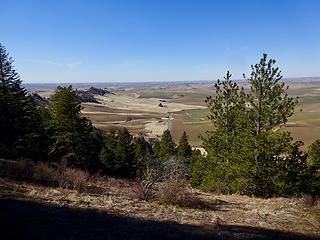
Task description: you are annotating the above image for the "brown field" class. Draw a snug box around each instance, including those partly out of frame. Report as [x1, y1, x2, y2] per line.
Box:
[36, 79, 320, 149]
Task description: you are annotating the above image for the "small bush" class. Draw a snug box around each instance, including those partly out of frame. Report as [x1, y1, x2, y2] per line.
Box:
[302, 194, 318, 208]
[156, 177, 189, 205]
[61, 167, 89, 192]
[0, 160, 89, 192]
[33, 162, 60, 187]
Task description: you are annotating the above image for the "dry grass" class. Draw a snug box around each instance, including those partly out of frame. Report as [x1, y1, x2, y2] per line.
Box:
[0, 173, 319, 236]
[0, 160, 89, 192]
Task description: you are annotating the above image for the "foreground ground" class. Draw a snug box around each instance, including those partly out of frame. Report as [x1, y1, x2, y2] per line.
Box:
[1, 176, 319, 239]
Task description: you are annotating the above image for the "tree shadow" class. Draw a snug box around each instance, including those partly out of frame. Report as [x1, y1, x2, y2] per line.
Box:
[0, 198, 318, 240]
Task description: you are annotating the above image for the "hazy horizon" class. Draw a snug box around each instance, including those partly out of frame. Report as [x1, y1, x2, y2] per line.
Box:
[22, 76, 320, 86]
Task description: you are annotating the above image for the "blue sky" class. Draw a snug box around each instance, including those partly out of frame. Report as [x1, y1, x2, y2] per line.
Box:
[2, 0, 320, 83]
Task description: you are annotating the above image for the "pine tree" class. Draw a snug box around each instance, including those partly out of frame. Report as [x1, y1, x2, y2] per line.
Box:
[16, 97, 48, 160]
[307, 139, 320, 196]
[177, 131, 192, 161]
[99, 132, 117, 173]
[134, 136, 152, 177]
[194, 56, 302, 196]
[0, 43, 45, 159]
[114, 128, 135, 177]
[198, 71, 255, 193]
[247, 54, 297, 135]
[158, 129, 176, 159]
[246, 54, 298, 196]
[47, 86, 99, 168]
[153, 141, 161, 158]
[0, 43, 26, 156]
[308, 139, 320, 168]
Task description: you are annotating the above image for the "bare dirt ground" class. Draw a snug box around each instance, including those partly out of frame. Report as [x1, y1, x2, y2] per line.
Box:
[1, 177, 320, 239]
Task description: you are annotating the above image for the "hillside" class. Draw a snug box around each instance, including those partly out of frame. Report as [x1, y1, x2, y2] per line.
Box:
[1, 174, 319, 239]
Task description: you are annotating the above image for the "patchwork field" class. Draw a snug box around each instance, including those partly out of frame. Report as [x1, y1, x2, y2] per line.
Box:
[33, 79, 320, 149]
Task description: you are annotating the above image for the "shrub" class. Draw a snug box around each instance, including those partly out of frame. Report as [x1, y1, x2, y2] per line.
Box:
[301, 194, 318, 208]
[0, 160, 89, 192]
[61, 167, 89, 192]
[32, 162, 60, 186]
[156, 177, 189, 205]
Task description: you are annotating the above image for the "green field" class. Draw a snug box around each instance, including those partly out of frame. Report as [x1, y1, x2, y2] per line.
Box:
[79, 82, 320, 150]
[172, 96, 320, 149]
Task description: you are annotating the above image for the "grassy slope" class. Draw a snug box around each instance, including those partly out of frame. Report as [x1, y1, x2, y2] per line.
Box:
[0, 177, 319, 239]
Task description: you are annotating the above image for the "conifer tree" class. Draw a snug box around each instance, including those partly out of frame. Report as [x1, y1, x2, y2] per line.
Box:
[0, 43, 26, 156]
[158, 129, 176, 159]
[0, 43, 45, 159]
[203, 71, 251, 156]
[134, 136, 152, 177]
[193, 56, 302, 196]
[99, 132, 118, 173]
[47, 86, 99, 167]
[114, 128, 135, 177]
[177, 131, 192, 161]
[195, 71, 255, 193]
[308, 139, 320, 168]
[246, 54, 298, 196]
[247, 54, 297, 135]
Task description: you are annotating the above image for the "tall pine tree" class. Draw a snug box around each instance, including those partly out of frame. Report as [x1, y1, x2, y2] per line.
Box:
[0, 43, 46, 159]
[246, 54, 298, 196]
[158, 129, 176, 159]
[47, 86, 100, 168]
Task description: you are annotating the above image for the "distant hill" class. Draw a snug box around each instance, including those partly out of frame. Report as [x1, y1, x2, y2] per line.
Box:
[31, 93, 49, 106]
[84, 87, 111, 95]
[76, 87, 111, 103]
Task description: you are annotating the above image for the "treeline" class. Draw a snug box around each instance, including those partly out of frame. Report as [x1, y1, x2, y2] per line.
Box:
[0, 42, 193, 179]
[1, 43, 319, 198]
[190, 54, 320, 197]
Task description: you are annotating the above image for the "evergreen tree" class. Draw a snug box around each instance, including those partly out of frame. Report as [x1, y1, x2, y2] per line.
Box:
[134, 136, 152, 177]
[47, 86, 99, 168]
[196, 71, 255, 193]
[0, 43, 45, 159]
[99, 132, 117, 173]
[153, 141, 161, 158]
[307, 139, 320, 196]
[247, 54, 297, 135]
[114, 128, 135, 178]
[158, 129, 176, 159]
[308, 139, 320, 168]
[246, 54, 298, 196]
[203, 71, 252, 156]
[177, 131, 192, 161]
[280, 141, 309, 195]
[193, 55, 306, 196]
[16, 97, 48, 160]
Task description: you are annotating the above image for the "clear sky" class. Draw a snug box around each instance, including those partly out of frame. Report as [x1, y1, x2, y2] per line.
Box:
[2, 0, 320, 83]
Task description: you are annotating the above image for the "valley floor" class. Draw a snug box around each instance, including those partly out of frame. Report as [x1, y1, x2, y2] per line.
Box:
[0, 177, 319, 239]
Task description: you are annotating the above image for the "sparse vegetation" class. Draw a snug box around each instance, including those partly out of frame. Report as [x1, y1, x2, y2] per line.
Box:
[1, 44, 320, 238]
[1, 160, 89, 192]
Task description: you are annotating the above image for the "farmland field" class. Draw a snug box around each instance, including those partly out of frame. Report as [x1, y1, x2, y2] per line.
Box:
[32, 79, 320, 149]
